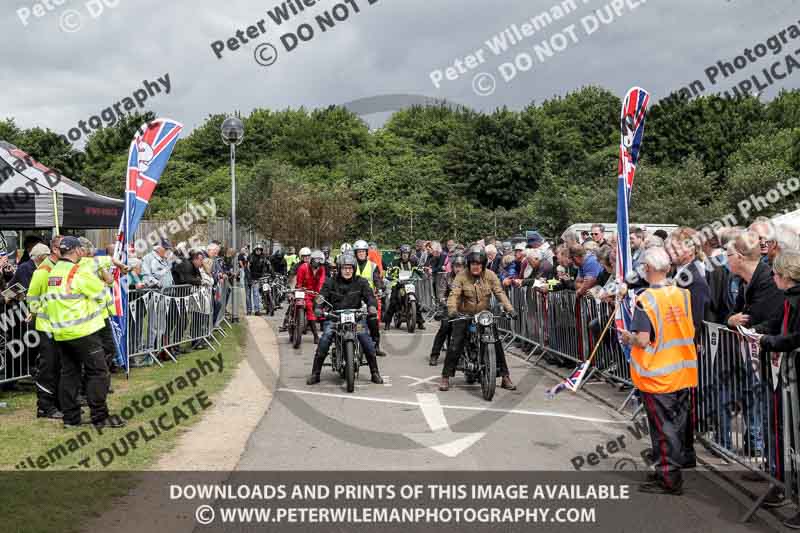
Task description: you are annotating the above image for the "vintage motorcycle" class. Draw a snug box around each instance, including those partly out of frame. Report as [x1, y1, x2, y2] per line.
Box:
[450, 310, 510, 401]
[323, 307, 369, 393]
[258, 275, 277, 316]
[388, 269, 422, 333]
[287, 288, 318, 349]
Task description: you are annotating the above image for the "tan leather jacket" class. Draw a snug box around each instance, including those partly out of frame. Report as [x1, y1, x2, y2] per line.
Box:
[447, 269, 513, 316]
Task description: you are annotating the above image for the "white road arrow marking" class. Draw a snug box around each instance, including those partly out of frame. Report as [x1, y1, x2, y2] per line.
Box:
[403, 393, 485, 458]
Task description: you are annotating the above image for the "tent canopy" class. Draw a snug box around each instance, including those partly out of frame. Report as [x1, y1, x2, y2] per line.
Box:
[0, 140, 123, 229]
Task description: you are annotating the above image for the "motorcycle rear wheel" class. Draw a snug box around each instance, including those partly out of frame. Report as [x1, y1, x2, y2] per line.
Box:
[292, 308, 305, 349]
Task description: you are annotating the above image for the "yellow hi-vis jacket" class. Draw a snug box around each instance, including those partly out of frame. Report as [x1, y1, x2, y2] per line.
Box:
[45, 259, 107, 341]
[630, 285, 698, 394]
[27, 263, 54, 333]
[356, 260, 376, 290]
[79, 256, 115, 318]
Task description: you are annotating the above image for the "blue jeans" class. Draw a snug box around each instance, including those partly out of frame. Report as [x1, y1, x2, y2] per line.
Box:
[246, 280, 261, 314]
[318, 320, 375, 359]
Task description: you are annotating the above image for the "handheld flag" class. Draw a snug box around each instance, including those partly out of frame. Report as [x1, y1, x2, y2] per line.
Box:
[615, 87, 650, 361]
[111, 118, 184, 374]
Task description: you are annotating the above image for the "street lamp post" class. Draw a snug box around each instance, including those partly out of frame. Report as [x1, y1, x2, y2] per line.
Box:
[221, 116, 244, 322]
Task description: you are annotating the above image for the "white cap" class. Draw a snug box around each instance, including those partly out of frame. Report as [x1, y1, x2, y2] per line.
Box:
[514, 242, 526, 251]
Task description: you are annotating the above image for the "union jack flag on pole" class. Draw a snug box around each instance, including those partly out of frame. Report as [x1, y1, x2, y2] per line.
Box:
[111, 118, 184, 375]
[615, 87, 650, 361]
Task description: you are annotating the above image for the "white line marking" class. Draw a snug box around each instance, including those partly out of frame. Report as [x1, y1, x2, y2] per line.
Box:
[400, 375, 440, 387]
[277, 388, 630, 425]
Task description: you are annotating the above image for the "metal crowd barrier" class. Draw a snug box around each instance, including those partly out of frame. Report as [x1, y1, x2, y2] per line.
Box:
[128, 284, 219, 366]
[494, 285, 800, 518]
[0, 300, 35, 385]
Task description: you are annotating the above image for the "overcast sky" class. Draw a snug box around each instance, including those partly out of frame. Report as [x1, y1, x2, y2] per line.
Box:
[2, 0, 799, 141]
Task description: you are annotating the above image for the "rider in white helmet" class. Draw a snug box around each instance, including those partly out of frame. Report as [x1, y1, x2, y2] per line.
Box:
[353, 239, 386, 356]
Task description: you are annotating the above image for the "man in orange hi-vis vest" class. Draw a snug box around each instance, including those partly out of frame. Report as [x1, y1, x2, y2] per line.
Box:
[618, 246, 697, 496]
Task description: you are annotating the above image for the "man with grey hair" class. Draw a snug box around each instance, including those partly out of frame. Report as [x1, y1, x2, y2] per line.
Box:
[618, 246, 698, 495]
[749, 217, 775, 265]
[485, 243, 501, 275]
[766, 224, 799, 265]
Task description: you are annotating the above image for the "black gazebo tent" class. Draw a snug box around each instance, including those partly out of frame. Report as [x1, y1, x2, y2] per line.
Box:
[0, 140, 123, 229]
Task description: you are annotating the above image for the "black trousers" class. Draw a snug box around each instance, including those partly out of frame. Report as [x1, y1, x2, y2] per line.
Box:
[58, 333, 109, 425]
[431, 318, 451, 356]
[36, 331, 61, 413]
[442, 321, 510, 378]
[367, 316, 380, 348]
[641, 388, 692, 489]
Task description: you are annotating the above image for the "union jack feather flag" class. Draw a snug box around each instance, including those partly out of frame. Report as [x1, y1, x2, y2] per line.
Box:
[546, 360, 591, 397]
[111, 118, 184, 373]
[615, 87, 650, 361]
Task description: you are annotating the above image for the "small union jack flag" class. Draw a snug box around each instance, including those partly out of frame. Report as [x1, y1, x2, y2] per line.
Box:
[546, 360, 591, 397]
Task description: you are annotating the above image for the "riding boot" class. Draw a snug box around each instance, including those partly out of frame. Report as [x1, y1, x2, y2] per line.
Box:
[366, 353, 383, 384]
[307, 350, 325, 385]
[310, 321, 320, 344]
[375, 339, 387, 357]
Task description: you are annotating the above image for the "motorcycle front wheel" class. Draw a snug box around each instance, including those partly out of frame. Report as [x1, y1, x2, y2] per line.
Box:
[292, 308, 305, 349]
[406, 301, 417, 333]
[480, 342, 497, 401]
[345, 340, 356, 393]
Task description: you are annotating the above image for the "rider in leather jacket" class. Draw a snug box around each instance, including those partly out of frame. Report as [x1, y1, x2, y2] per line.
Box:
[440, 245, 517, 392]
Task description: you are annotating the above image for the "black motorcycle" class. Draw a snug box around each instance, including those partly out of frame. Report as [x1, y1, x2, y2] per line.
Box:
[389, 269, 421, 333]
[450, 311, 509, 401]
[323, 307, 369, 393]
[272, 274, 288, 306]
[258, 275, 276, 316]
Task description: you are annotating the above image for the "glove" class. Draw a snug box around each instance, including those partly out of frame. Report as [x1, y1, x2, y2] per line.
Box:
[506, 310, 518, 319]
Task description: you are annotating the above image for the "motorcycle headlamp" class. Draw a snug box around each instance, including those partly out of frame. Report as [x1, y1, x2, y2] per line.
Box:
[476, 311, 494, 327]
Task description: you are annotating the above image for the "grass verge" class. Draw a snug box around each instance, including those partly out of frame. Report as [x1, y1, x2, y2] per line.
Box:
[0, 323, 246, 533]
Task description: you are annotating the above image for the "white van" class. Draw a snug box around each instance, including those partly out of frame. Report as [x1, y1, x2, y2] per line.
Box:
[564, 223, 678, 241]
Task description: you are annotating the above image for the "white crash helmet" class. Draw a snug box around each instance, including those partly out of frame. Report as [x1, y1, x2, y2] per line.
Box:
[310, 250, 325, 267]
[340, 243, 353, 254]
[353, 240, 368, 252]
[299, 247, 312, 257]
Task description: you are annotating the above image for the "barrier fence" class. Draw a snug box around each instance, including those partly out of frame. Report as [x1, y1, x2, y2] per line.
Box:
[0, 279, 234, 384]
[493, 284, 800, 519]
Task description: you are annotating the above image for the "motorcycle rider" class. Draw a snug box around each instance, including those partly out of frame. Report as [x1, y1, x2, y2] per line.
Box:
[353, 240, 386, 357]
[271, 248, 287, 276]
[320, 245, 333, 278]
[294, 250, 326, 344]
[429, 254, 465, 366]
[247, 244, 272, 315]
[384, 244, 425, 330]
[441, 245, 517, 392]
[285, 246, 298, 273]
[306, 252, 383, 385]
[281, 247, 312, 330]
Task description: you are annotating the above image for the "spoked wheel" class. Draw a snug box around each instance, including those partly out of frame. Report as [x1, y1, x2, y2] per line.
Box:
[344, 341, 356, 393]
[480, 342, 497, 401]
[407, 301, 417, 333]
[293, 308, 305, 349]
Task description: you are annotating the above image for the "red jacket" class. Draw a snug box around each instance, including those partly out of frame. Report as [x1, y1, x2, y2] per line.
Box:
[296, 262, 326, 293]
